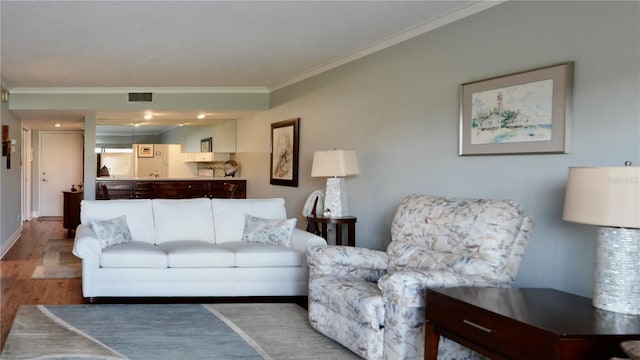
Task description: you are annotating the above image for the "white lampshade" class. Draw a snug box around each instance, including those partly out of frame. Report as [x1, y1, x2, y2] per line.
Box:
[311, 150, 360, 178]
[563, 166, 640, 229]
[311, 150, 359, 217]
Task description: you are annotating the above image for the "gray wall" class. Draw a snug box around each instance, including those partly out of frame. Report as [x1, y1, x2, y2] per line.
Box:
[1, 94, 23, 256]
[235, 1, 640, 296]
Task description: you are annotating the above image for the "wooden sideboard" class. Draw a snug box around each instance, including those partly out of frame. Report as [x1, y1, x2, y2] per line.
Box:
[63, 191, 83, 235]
[95, 179, 246, 200]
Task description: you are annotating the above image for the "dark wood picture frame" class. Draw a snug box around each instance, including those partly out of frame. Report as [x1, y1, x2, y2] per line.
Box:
[200, 137, 213, 152]
[2, 125, 10, 169]
[270, 118, 299, 187]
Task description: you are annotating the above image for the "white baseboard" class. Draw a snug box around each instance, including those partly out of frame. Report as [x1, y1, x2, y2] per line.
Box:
[0, 225, 23, 259]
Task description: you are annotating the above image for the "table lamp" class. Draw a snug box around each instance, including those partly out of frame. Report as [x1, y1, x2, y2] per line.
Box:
[311, 149, 359, 217]
[563, 162, 640, 314]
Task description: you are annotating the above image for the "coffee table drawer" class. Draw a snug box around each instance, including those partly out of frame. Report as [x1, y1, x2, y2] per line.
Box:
[427, 292, 555, 358]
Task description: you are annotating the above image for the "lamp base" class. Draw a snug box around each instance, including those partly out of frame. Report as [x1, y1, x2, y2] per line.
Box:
[324, 177, 349, 217]
[593, 227, 640, 314]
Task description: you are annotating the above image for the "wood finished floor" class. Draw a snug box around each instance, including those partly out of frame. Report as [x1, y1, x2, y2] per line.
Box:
[0, 219, 84, 351]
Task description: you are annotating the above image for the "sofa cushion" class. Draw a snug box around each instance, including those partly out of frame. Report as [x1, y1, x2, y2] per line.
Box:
[241, 214, 297, 247]
[158, 240, 235, 268]
[211, 198, 287, 244]
[152, 198, 215, 244]
[217, 242, 303, 267]
[100, 241, 167, 268]
[90, 215, 132, 248]
[81, 200, 156, 244]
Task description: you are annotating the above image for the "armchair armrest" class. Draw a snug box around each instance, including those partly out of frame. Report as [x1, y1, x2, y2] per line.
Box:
[291, 228, 326, 253]
[378, 270, 504, 307]
[307, 246, 388, 282]
[72, 224, 102, 260]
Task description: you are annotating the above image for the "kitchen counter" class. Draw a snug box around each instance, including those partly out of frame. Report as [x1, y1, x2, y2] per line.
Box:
[97, 177, 245, 181]
[96, 178, 246, 199]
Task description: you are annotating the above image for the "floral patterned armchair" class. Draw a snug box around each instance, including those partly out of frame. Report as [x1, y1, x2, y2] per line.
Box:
[307, 194, 534, 360]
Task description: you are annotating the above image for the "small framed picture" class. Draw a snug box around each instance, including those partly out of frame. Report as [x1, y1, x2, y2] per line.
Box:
[459, 62, 573, 155]
[201, 137, 213, 152]
[137, 144, 154, 158]
[270, 118, 299, 187]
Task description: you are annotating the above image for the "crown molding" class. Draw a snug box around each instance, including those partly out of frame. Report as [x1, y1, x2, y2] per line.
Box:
[270, 1, 505, 91]
[9, 86, 270, 95]
[6, 1, 504, 95]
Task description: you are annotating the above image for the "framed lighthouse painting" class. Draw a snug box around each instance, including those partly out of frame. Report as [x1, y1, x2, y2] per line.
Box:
[459, 62, 573, 155]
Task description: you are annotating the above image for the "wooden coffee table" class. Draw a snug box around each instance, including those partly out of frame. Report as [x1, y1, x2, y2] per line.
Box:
[425, 287, 640, 359]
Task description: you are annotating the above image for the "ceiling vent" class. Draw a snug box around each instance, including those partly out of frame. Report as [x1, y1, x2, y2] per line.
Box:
[128, 92, 153, 102]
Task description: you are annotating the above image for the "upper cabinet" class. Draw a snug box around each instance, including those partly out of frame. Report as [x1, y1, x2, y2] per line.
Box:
[182, 152, 230, 162]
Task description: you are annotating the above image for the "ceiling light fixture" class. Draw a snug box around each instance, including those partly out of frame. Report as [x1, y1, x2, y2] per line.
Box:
[144, 113, 153, 120]
[54, 123, 61, 127]
[197, 113, 206, 120]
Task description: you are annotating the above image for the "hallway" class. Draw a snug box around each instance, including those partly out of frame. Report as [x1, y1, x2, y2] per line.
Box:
[0, 219, 84, 350]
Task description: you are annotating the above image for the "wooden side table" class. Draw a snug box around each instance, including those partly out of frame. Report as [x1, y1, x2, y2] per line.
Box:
[306, 216, 357, 246]
[63, 191, 83, 236]
[425, 287, 640, 360]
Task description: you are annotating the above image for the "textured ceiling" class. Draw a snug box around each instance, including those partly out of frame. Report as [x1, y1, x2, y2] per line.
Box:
[1, 1, 499, 130]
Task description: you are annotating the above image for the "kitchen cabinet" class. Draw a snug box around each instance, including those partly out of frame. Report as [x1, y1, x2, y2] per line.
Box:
[183, 152, 230, 162]
[96, 179, 246, 200]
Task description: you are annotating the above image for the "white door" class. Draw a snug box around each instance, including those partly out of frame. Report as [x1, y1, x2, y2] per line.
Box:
[39, 131, 83, 217]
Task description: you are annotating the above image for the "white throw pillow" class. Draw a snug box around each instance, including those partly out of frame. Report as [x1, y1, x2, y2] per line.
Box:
[241, 214, 297, 247]
[90, 215, 133, 248]
[211, 198, 287, 244]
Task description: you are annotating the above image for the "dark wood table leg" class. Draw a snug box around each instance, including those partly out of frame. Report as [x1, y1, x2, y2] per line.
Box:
[347, 222, 355, 246]
[335, 223, 343, 245]
[321, 223, 328, 241]
[306, 221, 320, 235]
[425, 322, 439, 360]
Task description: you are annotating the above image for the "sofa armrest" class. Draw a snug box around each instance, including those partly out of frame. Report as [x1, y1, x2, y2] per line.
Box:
[72, 224, 102, 260]
[291, 228, 326, 253]
[307, 245, 388, 282]
[378, 270, 504, 308]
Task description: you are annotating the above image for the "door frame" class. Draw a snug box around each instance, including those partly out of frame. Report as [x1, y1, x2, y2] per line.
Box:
[38, 130, 84, 217]
[21, 124, 32, 221]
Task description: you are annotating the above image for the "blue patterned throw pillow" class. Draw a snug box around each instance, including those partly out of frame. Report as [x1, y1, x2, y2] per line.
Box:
[241, 214, 297, 247]
[90, 215, 133, 248]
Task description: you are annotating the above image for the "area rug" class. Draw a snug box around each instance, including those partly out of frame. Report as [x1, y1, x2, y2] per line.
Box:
[37, 216, 64, 221]
[31, 238, 81, 279]
[2, 303, 360, 360]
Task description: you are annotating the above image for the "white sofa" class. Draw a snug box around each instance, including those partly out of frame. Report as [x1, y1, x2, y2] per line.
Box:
[72, 197, 326, 300]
